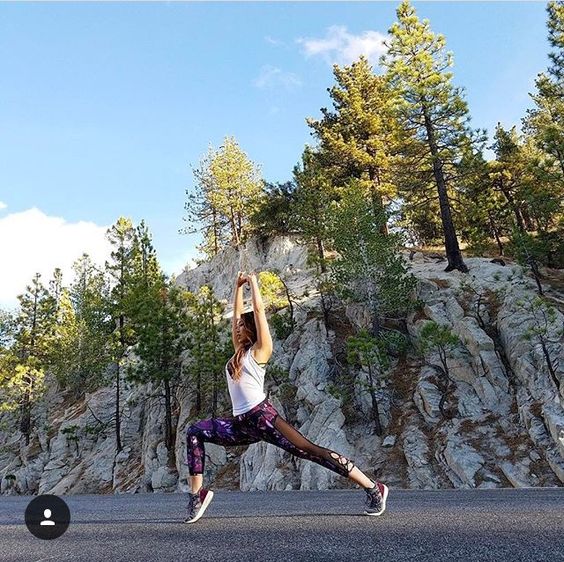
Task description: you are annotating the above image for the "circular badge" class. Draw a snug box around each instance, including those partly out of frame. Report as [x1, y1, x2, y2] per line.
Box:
[25, 495, 71, 540]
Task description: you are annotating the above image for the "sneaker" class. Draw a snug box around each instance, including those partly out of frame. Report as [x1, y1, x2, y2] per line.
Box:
[364, 482, 389, 516]
[184, 487, 214, 524]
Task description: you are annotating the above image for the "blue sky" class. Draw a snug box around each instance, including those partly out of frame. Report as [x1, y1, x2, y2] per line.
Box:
[0, 1, 551, 309]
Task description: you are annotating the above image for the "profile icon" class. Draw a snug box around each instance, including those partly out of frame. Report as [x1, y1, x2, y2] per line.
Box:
[40, 509, 55, 526]
[25, 495, 70, 540]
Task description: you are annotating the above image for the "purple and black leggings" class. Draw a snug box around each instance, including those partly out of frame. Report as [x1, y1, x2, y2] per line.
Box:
[186, 398, 356, 478]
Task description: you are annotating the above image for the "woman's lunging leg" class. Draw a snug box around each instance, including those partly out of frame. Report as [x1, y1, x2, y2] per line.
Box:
[186, 417, 259, 492]
[262, 413, 375, 487]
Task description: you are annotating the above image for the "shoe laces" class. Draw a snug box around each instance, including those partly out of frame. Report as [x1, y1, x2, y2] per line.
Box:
[187, 491, 200, 517]
[365, 485, 382, 502]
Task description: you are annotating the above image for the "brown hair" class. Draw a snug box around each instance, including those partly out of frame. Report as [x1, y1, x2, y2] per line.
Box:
[227, 311, 257, 382]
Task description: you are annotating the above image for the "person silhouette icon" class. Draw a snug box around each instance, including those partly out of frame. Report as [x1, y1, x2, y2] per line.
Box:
[40, 509, 55, 526]
[25, 495, 70, 539]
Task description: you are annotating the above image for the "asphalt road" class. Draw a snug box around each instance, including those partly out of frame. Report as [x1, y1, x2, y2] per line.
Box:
[1, 488, 563, 562]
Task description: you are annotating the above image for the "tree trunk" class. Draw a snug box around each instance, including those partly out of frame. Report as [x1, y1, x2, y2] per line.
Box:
[521, 206, 535, 231]
[212, 369, 218, 419]
[438, 380, 450, 419]
[164, 378, 176, 467]
[540, 339, 558, 388]
[366, 365, 383, 435]
[528, 257, 544, 295]
[368, 167, 388, 236]
[196, 370, 201, 414]
[422, 106, 468, 273]
[498, 180, 526, 233]
[280, 278, 294, 326]
[20, 387, 31, 445]
[164, 378, 172, 450]
[315, 236, 326, 273]
[488, 211, 504, 255]
[212, 208, 220, 256]
[115, 360, 122, 453]
[370, 314, 381, 337]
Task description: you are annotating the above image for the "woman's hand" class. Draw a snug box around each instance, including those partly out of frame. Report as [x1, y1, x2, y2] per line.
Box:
[236, 271, 248, 288]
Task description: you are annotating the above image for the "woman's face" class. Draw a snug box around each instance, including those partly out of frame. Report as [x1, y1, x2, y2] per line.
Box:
[236, 318, 247, 344]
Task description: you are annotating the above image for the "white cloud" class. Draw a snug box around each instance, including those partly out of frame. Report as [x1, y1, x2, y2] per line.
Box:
[0, 201, 7, 210]
[0, 207, 113, 311]
[264, 35, 284, 47]
[297, 25, 388, 66]
[253, 65, 302, 91]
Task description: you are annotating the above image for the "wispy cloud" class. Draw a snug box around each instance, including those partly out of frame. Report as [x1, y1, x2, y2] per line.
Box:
[264, 35, 285, 47]
[0, 201, 7, 210]
[253, 65, 302, 91]
[297, 25, 388, 66]
[0, 207, 113, 311]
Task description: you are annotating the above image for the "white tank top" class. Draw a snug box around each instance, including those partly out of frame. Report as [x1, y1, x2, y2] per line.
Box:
[225, 346, 267, 415]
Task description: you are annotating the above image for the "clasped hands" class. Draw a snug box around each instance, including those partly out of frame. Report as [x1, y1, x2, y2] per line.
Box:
[236, 270, 257, 288]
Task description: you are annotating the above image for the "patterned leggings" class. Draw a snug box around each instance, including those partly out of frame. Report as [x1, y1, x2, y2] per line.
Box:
[186, 398, 356, 478]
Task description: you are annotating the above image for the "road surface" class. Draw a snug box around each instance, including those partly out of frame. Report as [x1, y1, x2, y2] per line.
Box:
[1, 488, 563, 561]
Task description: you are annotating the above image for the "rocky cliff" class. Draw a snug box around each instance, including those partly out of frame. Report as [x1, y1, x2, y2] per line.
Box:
[1, 235, 562, 494]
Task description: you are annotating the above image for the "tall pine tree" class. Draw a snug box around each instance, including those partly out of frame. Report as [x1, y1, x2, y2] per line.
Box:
[381, 0, 487, 272]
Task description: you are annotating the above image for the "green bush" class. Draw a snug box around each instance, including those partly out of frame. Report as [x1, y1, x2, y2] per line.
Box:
[270, 310, 295, 340]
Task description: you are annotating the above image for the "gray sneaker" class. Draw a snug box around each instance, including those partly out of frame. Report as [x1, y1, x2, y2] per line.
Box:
[364, 482, 389, 516]
[184, 487, 214, 524]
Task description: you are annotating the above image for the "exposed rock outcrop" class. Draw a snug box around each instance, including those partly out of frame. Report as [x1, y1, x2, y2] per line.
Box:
[1, 235, 562, 494]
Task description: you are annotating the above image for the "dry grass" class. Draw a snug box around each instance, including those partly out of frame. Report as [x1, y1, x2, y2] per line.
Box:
[429, 277, 451, 289]
[411, 308, 429, 323]
[214, 461, 240, 490]
[389, 357, 419, 402]
[385, 445, 409, 483]
[117, 458, 145, 492]
[483, 288, 503, 319]
[539, 266, 564, 292]
[530, 400, 544, 418]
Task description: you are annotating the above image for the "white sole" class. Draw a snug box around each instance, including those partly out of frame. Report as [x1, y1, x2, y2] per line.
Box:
[364, 484, 389, 516]
[185, 490, 214, 524]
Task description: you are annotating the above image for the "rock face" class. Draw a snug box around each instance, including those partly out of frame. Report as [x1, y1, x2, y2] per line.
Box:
[1, 235, 563, 494]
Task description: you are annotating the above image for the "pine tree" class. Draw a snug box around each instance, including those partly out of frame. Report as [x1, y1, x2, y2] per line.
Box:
[104, 217, 139, 453]
[181, 145, 230, 259]
[346, 329, 392, 435]
[1, 274, 57, 444]
[417, 321, 460, 419]
[523, 1, 564, 179]
[456, 146, 509, 256]
[127, 275, 190, 467]
[330, 182, 416, 336]
[182, 137, 264, 258]
[293, 146, 337, 274]
[49, 254, 113, 397]
[183, 286, 230, 417]
[210, 136, 264, 248]
[381, 0, 487, 272]
[488, 124, 531, 233]
[306, 56, 402, 230]
[249, 181, 299, 237]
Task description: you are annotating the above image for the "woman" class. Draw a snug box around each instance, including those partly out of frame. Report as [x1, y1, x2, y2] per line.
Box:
[184, 270, 389, 523]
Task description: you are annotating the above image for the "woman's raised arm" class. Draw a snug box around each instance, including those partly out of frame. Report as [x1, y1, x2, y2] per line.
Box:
[231, 271, 246, 350]
[248, 272, 273, 364]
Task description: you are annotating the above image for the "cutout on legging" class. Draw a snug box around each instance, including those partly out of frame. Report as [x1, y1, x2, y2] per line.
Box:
[329, 451, 355, 473]
[272, 415, 355, 475]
